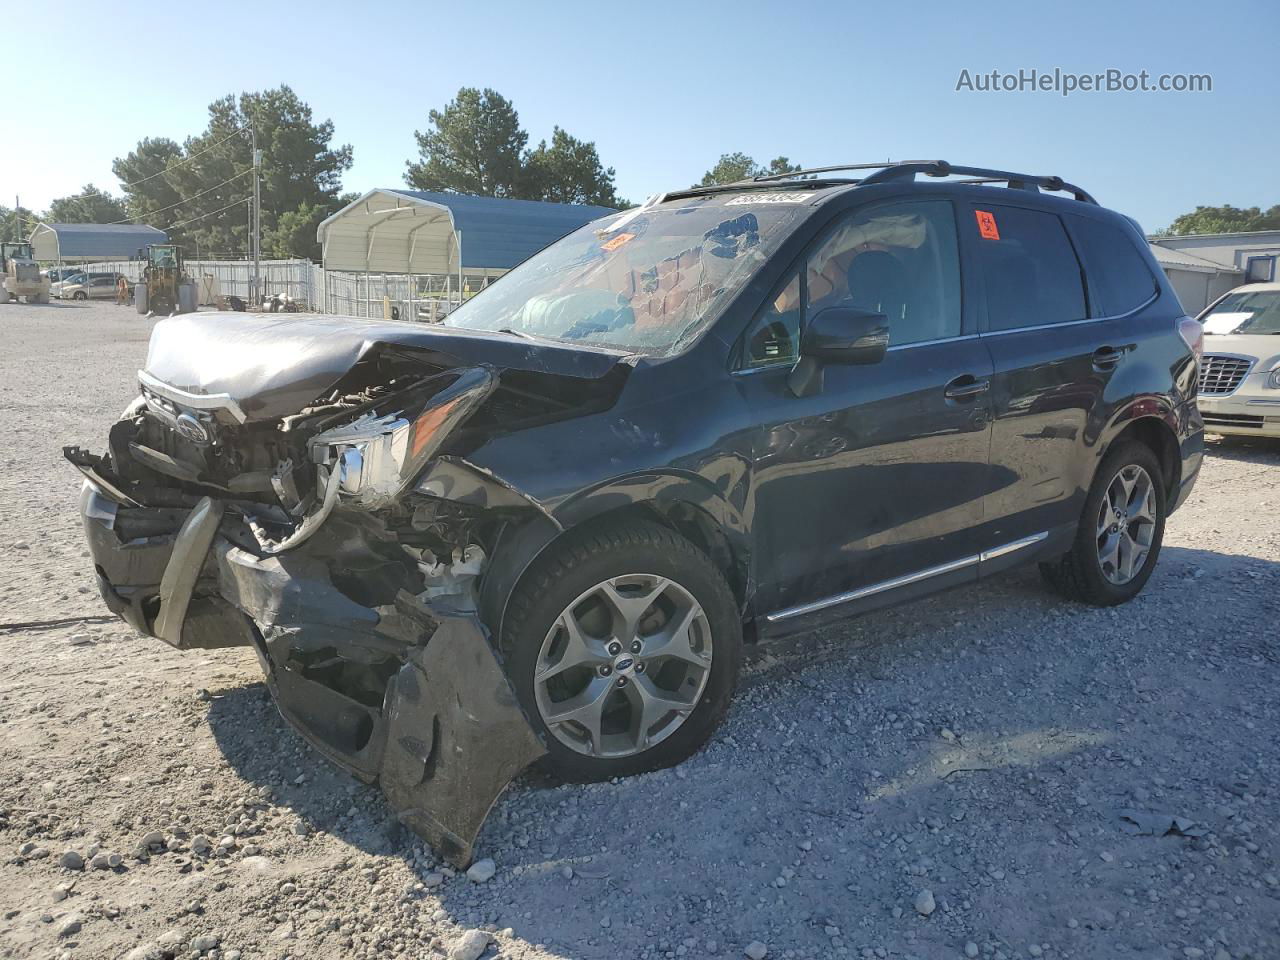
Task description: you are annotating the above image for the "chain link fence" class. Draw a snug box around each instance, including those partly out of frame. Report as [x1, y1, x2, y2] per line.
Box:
[323, 271, 499, 322]
[64, 258, 319, 308]
[58, 260, 502, 319]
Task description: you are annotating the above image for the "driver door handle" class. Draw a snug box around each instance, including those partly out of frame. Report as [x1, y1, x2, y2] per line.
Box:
[944, 375, 991, 401]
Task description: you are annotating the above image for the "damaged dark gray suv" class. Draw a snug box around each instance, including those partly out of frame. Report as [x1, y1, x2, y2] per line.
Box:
[69, 161, 1205, 864]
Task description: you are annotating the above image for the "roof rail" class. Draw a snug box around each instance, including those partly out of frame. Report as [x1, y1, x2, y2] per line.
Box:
[755, 159, 1097, 204]
[858, 160, 1097, 204]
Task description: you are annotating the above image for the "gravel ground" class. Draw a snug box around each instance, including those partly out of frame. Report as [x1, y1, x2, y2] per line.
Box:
[1, 300, 1277, 960]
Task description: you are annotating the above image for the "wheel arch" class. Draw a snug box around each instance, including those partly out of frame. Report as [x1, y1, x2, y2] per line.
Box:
[1099, 404, 1181, 500]
[479, 473, 753, 643]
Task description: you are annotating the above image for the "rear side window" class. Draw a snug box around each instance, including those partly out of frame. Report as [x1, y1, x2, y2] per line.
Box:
[972, 206, 1087, 331]
[1069, 215, 1158, 316]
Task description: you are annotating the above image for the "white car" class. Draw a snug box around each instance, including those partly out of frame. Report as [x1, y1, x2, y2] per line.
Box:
[1196, 281, 1280, 438]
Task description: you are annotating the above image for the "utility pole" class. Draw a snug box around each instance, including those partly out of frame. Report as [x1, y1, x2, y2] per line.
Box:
[251, 127, 262, 307]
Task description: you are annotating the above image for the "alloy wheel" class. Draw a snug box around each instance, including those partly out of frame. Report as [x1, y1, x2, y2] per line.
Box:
[533, 574, 713, 758]
[1096, 464, 1157, 585]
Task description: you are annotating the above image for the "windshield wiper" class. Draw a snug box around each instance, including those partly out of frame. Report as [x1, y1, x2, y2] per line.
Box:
[495, 327, 537, 340]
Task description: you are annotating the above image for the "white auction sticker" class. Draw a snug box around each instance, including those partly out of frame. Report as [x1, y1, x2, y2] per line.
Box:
[724, 192, 816, 205]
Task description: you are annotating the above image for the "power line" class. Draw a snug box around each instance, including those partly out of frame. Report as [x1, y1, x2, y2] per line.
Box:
[106, 170, 252, 224]
[53, 127, 250, 204]
[162, 195, 250, 232]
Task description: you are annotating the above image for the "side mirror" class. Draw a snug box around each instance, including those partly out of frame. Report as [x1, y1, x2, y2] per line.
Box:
[788, 306, 889, 397]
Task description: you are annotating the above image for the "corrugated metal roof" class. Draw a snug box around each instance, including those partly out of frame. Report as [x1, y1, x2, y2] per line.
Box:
[386, 190, 615, 270]
[316, 189, 616, 274]
[1149, 229, 1280, 242]
[30, 223, 169, 261]
[1149, 244, 1242, 274]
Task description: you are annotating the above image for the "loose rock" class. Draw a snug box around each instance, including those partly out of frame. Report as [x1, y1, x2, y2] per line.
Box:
[914, 889, 936, 917]
[448, 928, 490, 960]
[466, 857, 497, 883]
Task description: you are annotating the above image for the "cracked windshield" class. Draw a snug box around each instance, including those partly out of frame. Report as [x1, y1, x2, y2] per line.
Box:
[443, 197, 812, 353]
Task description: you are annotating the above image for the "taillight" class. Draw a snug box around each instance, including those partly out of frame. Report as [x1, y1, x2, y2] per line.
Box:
[1177, 317, 1204, 360]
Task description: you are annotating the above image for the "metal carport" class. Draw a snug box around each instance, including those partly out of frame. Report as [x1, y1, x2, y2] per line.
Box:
[29, 223, 169, 263]
[316, 189, 615, 318]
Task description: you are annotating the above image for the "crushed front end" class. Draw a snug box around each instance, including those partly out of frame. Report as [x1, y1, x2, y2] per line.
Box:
[65, 316, 581, 865]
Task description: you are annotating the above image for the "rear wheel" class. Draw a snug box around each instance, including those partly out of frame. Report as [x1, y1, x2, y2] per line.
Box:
[1039, 441, 1166, 606]
[502, 518, 741, 782]
[72, 290, 87, 301]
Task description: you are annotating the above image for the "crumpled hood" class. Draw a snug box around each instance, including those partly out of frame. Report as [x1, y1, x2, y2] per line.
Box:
[142, 311, 632, 421]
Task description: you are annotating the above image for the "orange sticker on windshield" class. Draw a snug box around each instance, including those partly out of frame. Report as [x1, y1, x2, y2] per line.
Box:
[601, 232, 635, 252]
[975, 210, 1000, 240]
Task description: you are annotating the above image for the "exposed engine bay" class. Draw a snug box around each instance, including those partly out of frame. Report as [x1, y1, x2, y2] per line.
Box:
[67, 311, 634, 865]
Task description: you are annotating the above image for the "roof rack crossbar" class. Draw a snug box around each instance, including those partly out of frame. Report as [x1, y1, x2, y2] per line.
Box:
[858, 161, 1096, 204]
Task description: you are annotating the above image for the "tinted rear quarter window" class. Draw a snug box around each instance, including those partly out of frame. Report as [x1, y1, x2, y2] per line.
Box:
[972, 205, 1087, 331]
[1068, 215, 1159, 316]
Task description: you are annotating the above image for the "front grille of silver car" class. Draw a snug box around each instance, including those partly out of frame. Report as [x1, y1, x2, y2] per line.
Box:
[1198, 354, 1253, 396]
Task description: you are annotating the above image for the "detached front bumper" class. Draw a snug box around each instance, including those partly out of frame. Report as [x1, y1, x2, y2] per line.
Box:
[77, 479, 545, 866]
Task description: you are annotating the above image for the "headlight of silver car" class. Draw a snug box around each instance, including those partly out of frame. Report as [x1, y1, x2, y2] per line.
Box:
[308, 367, 496, 508]
[1267, 365, 1280, 389]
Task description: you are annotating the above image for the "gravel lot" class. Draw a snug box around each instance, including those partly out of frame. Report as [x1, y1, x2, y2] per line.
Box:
[1, 300, 1277, 960]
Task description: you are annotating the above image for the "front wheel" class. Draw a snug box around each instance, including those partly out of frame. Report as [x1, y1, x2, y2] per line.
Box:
[72, 291, 87, 301]
[502, 518, 741, 782]
[1039, 441, 1166, 606]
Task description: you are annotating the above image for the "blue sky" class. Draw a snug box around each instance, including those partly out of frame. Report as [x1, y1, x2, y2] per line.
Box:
[7, 0, 1274, 233]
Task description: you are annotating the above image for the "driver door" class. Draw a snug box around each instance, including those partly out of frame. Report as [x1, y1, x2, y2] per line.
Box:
[734, 199, 995, 622]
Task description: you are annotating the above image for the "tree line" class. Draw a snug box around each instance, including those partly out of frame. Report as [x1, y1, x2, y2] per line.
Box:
[3, 83, 806, 262]
[4, 83, 1269, 260]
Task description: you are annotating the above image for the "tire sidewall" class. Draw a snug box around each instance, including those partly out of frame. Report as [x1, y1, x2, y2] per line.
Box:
[1074, 443, 1168, 603]
[503, 529, 741, 782]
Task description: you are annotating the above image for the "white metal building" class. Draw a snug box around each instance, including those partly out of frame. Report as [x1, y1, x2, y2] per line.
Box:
[1149, 230, 1280, 314]
[29, 223, 168, 264]
[316, 189, 615, 319]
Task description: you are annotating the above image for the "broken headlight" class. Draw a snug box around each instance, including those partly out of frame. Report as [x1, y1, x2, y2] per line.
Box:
[309, 367, 496, 508]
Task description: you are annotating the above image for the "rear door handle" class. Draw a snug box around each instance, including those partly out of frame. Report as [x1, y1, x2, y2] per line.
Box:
[944, 375, 991, 401]
[1092, 345, 1128, 371]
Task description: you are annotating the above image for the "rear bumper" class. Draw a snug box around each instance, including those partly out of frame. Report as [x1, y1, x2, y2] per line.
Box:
[1168, 399, 1204, 515]
[78, 479, 544, 865]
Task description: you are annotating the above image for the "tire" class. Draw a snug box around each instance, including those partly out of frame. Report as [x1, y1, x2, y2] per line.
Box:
[0, 287, 9, 304]
[72, 291, 87, 301]
[135, 285, 148, 315]
[1039, 441, 1167, 606]
[502, 517, 742, 782]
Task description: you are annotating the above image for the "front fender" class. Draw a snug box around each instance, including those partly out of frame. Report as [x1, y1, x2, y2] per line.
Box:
[553, 469, 748, 540]
[480, 470, 753, 641]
